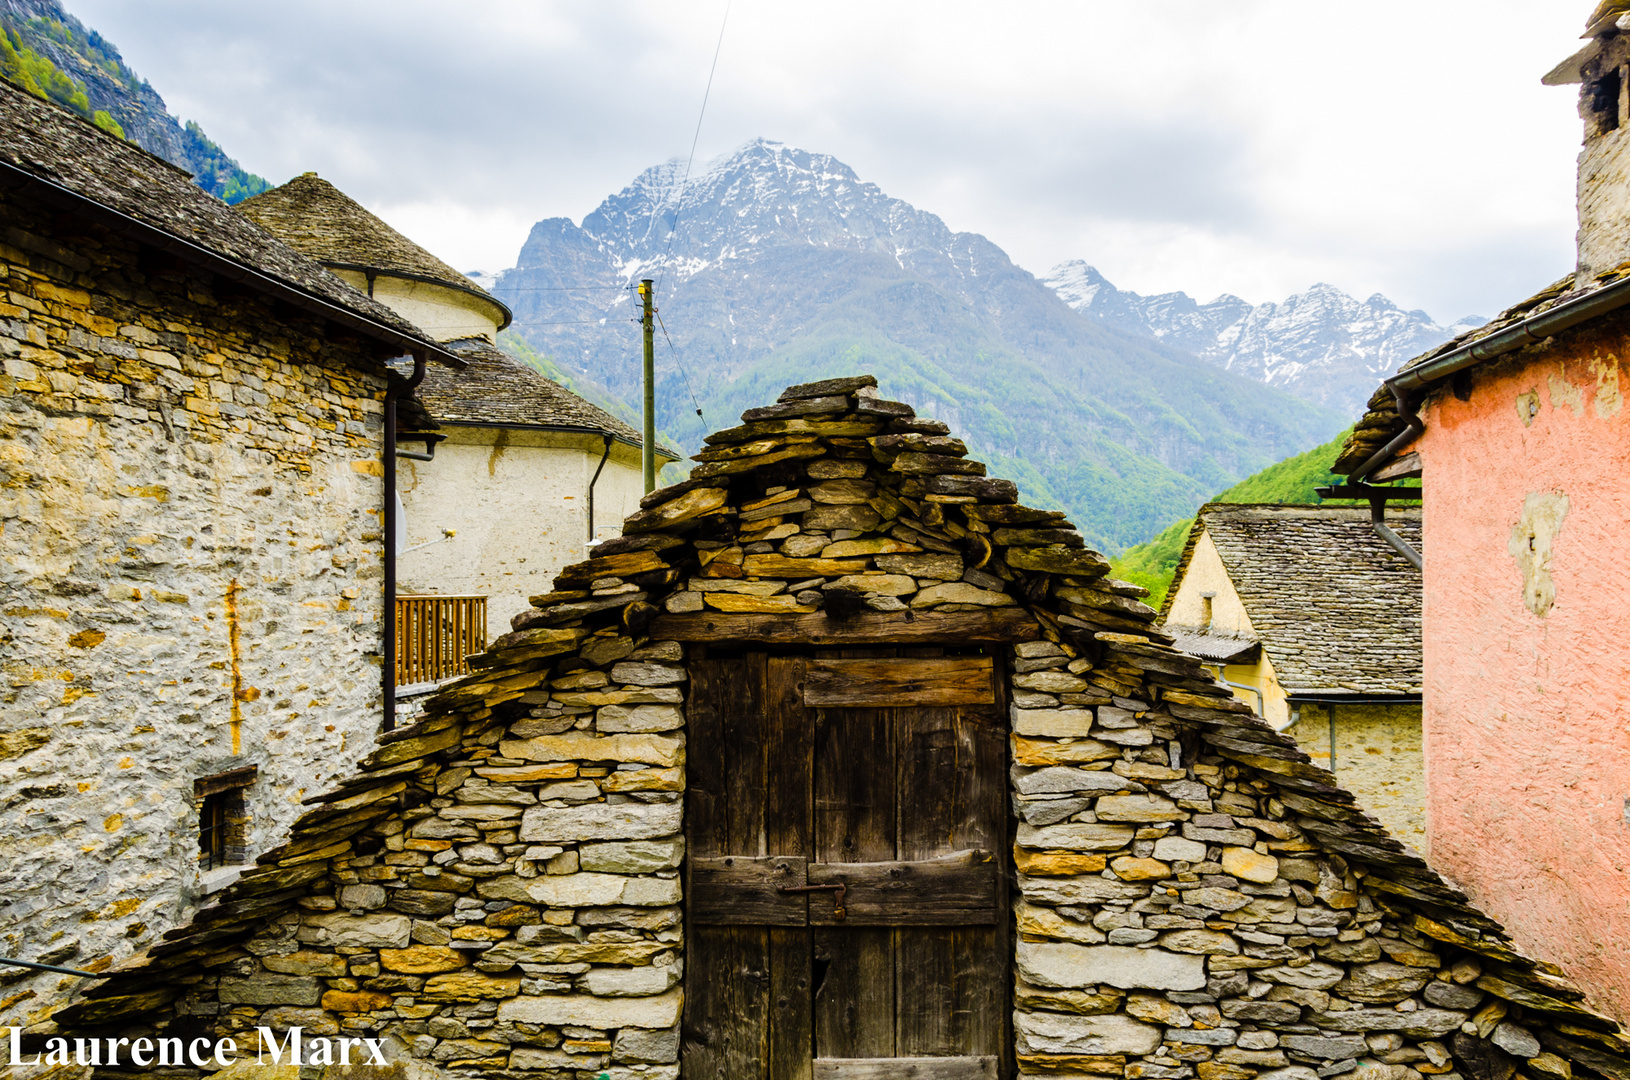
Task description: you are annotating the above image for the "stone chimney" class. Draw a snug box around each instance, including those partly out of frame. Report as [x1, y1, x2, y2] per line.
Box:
[1546, 3, 1630, 283]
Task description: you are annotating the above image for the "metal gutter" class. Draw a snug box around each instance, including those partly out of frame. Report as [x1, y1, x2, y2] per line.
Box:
[1284, 693, 1423, 705]
[1352, 273, 1630, 483]
[430, 419, 681, 461]
[0, 158, 466, 371]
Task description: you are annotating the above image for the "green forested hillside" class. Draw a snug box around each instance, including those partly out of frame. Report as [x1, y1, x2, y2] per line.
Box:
[0, 1, 269, 203]
[1, 25, 121, 135]
[1110, 425, 1424, 609]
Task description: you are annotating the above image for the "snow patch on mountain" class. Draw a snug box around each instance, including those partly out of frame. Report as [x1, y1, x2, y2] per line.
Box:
[1043, 261, 1485, 416]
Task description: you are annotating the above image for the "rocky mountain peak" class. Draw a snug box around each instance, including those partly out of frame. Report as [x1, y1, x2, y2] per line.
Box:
[1042, 263, 1483, 415]
[494, 143, 1345, 553]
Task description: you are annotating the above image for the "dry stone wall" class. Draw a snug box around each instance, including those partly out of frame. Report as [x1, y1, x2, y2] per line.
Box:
[0, 188, 396, 1032]
[41, 377, 1630, 1080]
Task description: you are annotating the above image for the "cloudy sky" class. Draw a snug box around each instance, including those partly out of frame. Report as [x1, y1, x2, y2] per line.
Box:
[72, 0, 1584, 322]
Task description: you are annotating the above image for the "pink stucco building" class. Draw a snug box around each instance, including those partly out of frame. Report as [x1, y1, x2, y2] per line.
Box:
[1333, 3, 1630, 1024]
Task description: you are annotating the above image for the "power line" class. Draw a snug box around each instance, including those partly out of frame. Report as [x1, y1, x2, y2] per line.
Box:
[653, 0, 731, 300]
[642, 0, 730, 432]
[656, 309, 705, 422]
[493, 285, 629, 293]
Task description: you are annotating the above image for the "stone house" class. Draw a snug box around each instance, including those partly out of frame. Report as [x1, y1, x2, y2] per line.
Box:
[236, 175, 677, 661]
[1161, 505, 1425, 851]
[0, 80, 466, 1034]
[1331, 1, 1630, 1028]
[38, 376, 1630, 1080]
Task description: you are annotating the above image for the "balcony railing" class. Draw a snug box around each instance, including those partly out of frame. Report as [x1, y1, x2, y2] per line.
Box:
[396, 594, 487, 688]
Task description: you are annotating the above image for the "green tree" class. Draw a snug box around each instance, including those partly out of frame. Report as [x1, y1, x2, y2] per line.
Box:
[1108, 425, 1419, 609]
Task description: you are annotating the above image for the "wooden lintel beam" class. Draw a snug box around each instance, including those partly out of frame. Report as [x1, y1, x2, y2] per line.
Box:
[649, 608, 1041, 645]
[1370, 451, 1422, 483]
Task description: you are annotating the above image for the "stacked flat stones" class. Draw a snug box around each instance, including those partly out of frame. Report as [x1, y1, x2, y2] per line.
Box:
[508, 374, 1123, 633]
[48, 376, 1630, 1080]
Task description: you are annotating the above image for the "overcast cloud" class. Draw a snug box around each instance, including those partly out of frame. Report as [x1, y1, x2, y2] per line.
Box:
[67, 0, 1583, 322]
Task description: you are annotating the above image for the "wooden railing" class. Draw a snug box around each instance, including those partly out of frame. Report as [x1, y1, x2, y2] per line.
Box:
[396, 594, 487, 687]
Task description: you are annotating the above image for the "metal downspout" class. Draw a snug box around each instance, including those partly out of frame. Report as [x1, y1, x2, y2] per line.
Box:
[1211, 664, 1265, 719]
[1328, 703, 1339, 775]
[587, 433, 614, 546]
[1369, 492, 1423, 570]
[383, 352, 428, 733]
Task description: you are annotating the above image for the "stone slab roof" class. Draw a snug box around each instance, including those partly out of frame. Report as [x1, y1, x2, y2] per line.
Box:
[412, 337, 678, 457]
[1166, 504, 1422, 697]
[236, 173, 510, 326]
[1333, 265, 1630, 474]
[0, 77, 458, 364]
[1166, 628, 1261, 664]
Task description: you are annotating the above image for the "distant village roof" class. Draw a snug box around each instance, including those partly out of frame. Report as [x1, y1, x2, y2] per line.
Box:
[1165, 503, 1423, 698]
[0, 78, 461, 367]
[413, 337, 678, 457]
[236, 173, 511, 330]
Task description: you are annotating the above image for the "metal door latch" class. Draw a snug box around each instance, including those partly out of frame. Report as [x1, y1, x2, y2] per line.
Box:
[778, 881, 847, 920]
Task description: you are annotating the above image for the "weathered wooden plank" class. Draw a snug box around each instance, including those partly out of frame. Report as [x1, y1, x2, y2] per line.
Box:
[766, 656, 815, 1077]
[897, 706, 958, 1055]
[690, 855, 809, 926]
[804, 658, 994, 707]
[684, 926, 771, 1078]
[770, 926, 814, 1080]
[957, 698, 1012, 1065]
[685, 655, 775, 1078]
[814, 702, 896, 1058]
[1371, 451, 1422, 482]
[650, 609, 1041, 645]
[813, 1057, 998, 1079]
[808, 852, 998, 926]
[726, 654, 769, 854]
[686, 658, 731, 858]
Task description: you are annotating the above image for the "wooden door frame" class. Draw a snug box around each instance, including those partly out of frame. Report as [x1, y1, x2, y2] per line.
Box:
[681, 639, 1018, 1079]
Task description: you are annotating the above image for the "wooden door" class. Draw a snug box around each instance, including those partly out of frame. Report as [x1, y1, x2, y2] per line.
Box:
[685, 648, 1011, 1080]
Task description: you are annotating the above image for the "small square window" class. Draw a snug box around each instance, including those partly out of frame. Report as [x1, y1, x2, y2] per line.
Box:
[194, 766, 258, 870]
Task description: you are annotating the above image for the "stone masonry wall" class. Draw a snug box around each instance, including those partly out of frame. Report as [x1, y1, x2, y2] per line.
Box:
[1285, 703, 1425, 854]
[1005, 645, 1536, 1080]
[43, 376, 1630, 1080]
[0, 188, 395, 1031]
[69, 627, 690, 1079]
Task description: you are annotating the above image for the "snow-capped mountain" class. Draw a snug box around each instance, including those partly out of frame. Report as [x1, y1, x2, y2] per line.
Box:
[493, 140, 1346, 552]
[1043, 261, 1485, 415]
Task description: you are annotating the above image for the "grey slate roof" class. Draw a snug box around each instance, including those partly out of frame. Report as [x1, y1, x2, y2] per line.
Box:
[1166, 629, 1260, 665]
[413, 337, 679, 457]
[236, 174, 510, 329]
[1166, 504, 1422, 697]
[0, 78, 457, 364]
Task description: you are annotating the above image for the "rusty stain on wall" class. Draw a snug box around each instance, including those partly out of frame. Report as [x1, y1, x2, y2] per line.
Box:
[486, 427, 511, 477]
[1508, 491, 1570, 617]
[227, 579, 242, 755]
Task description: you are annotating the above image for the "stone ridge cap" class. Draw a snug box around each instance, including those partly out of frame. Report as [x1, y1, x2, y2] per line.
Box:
[236, 172, 507, 312]
[44, 376, 1629, 1074]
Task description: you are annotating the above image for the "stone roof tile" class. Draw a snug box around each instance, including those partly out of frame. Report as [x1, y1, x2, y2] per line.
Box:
[1168, 503, 1422, 696]
[412, 337, 678, 457]
[0, 78, 449, 357]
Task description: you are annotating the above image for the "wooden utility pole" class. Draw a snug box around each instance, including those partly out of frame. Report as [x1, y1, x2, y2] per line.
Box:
[640, 278, 656, 493]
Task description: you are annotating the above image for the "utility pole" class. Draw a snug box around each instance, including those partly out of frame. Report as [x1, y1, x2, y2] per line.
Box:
[639, 278, 656, 493]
